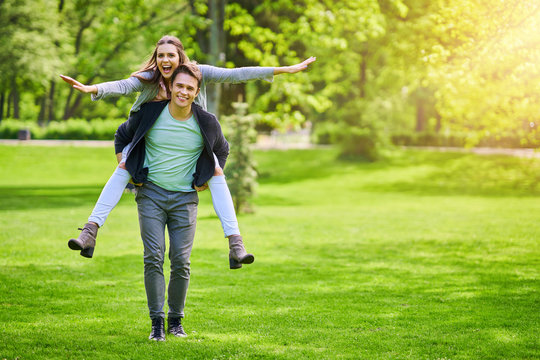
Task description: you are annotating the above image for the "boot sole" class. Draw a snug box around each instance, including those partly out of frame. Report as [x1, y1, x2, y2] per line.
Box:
[68, 239, 83, 251]
[229, 254, 255, 269]
[80, 247, 94, 258]
[68, 239, 94, 258]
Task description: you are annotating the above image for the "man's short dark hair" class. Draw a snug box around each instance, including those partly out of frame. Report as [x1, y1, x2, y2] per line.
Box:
[170, 62, 202, 89]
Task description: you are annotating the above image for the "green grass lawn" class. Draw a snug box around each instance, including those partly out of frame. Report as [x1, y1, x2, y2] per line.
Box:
[0, 144, 538, 359]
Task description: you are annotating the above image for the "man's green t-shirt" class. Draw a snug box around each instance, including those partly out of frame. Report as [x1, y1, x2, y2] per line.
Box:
[144, 105, 204, 192]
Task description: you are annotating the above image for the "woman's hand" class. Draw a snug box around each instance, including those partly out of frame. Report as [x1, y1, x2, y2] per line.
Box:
[194, 183, 209, 192]
[274, 57, 316, 75]
[59, 75, 98, 94]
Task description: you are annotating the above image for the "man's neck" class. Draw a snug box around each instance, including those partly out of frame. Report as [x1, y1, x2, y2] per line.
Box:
[168, 102, 192, 121]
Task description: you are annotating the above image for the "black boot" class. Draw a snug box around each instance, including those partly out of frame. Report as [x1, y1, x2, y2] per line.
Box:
[149, 318, 165, 341]
[167, 317, 187, 337]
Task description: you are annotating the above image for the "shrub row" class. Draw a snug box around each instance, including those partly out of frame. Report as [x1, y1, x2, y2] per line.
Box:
[391, 131, 540, 149]
[313, 123, 540, 150]
[0, 118, 125, 140]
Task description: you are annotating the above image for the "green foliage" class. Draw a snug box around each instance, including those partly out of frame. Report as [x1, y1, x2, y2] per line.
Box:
[391, 129, 540, 149]
[2, 0, 540, 154]
[0, 118, 123, 140]
[222, 102, 258, 213]
[336, 125, 381, 161]
[391, 131, 466, 147]
[423, 0, 540, 144]
[0, 0, 63, 89]
[0, 120, 43, 139]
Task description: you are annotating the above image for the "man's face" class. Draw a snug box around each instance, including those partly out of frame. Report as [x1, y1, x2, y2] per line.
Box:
[170, 72, 200, 110]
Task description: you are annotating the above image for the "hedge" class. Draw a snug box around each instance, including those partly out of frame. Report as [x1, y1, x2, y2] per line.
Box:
[0, 118, 124, 140]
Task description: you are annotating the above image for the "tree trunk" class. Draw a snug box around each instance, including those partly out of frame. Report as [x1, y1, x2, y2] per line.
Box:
[415, 99, 426, 132]
[207, 0, 226, 117]
[47, 79, 56, 121]
[12, 78, 20, 119]
[6, 90, 12, 118]
[359, 43, 368, 99]
[63, 92, 84, 120]
[38, 95, 46, 125]
[190, 0, 207, 54]
[0, 91, 4, 122]
[435, 112, 442, 132]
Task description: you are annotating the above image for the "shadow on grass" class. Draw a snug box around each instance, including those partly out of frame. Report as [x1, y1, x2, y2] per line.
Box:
[363, 151, 540, 197]
[0, 184, 135, 211]
[254, 148, 381, 184]
[255, 148, 540, 197]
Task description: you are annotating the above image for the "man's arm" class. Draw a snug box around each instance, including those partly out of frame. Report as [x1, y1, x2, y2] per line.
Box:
[114, 109, 143, 155]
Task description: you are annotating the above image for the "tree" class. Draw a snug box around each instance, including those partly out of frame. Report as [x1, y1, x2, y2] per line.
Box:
[425, 0, 540, 145]
[223, 101, 258, 213]
[0, 0, 62, 121]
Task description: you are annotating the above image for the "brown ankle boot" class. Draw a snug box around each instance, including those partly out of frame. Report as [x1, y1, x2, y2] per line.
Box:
[228, 235, 254, 269]
[68, 222, 98, 258]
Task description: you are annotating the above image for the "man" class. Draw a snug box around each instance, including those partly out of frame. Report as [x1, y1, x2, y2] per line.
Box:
[114, 63, 240, 341]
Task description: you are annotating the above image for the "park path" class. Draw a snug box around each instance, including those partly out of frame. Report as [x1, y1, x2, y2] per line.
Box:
[1, 139, 539, 158]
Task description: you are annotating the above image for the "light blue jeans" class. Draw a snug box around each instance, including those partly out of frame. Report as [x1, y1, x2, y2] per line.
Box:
[135, 181, 198, 320]
[88, 144, 132, 227]
[87, 144, 240, 237]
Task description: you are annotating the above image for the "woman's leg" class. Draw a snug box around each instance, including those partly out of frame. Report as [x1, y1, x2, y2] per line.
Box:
[68, 144, 132, 258]
[207, 169, 240, 238]
[87, 166, 131, 227]
[207, 154, 254, 269]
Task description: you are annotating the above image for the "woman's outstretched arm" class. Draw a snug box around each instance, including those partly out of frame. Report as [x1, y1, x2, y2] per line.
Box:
[199, 57, 317, 84]
[59, 73, 147, 100]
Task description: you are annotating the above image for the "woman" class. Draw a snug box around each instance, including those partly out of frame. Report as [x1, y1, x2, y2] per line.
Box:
[62, 35, 315, 268]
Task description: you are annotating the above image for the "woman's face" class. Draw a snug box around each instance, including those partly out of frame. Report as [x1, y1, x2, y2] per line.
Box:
[156, 43, 180, 80]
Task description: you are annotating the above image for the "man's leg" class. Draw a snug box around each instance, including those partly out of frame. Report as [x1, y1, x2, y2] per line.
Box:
[166, 191, 198, 336]
[135, 183, 168, 327]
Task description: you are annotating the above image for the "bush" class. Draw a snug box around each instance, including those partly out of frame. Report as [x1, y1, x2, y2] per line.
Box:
[312, 122, 340, 145]
[0, 118, 124, 140]
[391, 130, 540, 149]
[222, 102, 258, 214]
[0, 119, 43, 139]
[336, 126, 382, 161]
[391, 131, 467, 147]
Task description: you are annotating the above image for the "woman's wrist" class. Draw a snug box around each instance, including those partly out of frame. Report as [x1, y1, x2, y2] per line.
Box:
[273, 66, 290, 75]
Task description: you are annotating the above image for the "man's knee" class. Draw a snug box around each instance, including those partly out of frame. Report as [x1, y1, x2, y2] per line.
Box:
[170, 257, 191, 278]
[214, 166, 224, 176]
[118, 162, 126, 170]
[144, 248, 164, 268]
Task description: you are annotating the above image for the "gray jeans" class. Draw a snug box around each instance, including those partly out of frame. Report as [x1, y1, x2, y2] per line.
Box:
[135, 182, 198, 320]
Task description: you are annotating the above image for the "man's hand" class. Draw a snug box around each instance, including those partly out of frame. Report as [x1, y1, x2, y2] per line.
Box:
[194, 183, 209, 192]
[59, 75, 98, 94]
